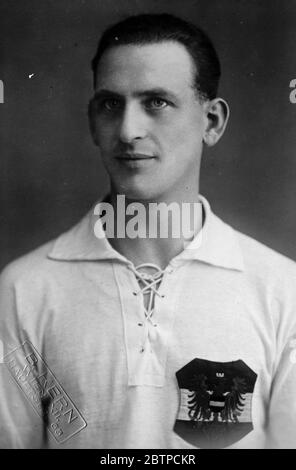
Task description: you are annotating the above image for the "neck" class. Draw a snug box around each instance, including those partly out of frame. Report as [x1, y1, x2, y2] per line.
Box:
[106, 187, 203, 269]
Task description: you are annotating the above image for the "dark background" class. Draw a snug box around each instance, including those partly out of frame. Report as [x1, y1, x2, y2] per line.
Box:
[0, 0, 296, 270]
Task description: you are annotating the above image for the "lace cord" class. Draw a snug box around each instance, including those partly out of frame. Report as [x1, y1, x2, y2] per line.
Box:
[129, 263, 166, 351]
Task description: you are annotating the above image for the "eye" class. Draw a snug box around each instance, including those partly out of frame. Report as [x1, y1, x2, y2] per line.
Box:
[102, 98, 122, 111]
[145, 97, 169, 110]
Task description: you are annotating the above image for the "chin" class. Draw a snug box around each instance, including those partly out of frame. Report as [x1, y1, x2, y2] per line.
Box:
[111, 181, 163, 202]
[110, 174, 157, 199]
[122, 188, 158, 202]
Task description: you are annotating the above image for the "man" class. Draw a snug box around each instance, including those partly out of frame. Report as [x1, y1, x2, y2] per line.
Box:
[1, 13, 296, 449]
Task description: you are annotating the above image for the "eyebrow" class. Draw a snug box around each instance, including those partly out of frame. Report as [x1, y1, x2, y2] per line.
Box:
[93, 87, 179, 101]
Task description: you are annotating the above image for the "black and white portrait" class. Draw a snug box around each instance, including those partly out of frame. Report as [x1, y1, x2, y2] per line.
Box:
[0, 0, 296, 450]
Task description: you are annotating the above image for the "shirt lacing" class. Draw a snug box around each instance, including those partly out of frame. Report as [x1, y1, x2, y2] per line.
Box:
[129, 263, 166, 352]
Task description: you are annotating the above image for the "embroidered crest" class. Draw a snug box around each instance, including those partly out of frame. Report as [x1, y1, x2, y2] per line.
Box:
[174, 358, 257, 448]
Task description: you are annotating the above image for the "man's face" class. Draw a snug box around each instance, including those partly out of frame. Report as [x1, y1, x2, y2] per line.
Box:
[89, 41, 208, 201]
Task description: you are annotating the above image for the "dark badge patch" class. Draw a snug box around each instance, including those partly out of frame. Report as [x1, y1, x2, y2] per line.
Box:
[174, 358, 257, 448]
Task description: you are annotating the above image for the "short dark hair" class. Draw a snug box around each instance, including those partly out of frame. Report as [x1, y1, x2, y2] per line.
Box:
[91, 13, 221, 101]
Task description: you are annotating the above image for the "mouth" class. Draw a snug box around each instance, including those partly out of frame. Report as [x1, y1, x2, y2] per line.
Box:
[115, 152, 156, 161]
[115, 153, 157, 169]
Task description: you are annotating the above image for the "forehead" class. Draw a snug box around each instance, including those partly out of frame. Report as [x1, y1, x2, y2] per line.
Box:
[94, 41, 196, 94]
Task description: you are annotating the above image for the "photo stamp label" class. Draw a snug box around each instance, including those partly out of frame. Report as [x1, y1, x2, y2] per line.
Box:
[289, 338, 296, 364]
[3, 340, 87, 443]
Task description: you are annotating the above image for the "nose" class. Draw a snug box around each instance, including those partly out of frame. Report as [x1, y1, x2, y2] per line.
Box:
[118, 102, 147, 143]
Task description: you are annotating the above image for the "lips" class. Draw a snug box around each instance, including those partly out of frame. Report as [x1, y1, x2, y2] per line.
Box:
[116, 152, 155, 160]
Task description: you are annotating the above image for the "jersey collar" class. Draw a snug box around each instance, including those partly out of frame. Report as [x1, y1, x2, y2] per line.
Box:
[47, 195, 244, 271]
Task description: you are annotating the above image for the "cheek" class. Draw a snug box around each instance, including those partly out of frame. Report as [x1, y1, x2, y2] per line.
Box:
[153, 117, 183, 148]
[157, 115, 203, 153]
[92, 120, 115, 150]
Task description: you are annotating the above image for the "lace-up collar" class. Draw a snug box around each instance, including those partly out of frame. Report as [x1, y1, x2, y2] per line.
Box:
[129, 263, 166, 352]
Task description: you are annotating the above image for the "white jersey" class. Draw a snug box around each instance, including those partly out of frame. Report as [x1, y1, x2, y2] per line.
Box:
[1, 195, 296, 448]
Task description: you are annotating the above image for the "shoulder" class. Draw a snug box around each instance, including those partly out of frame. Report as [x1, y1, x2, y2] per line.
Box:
[235, 228, 296, 275]
[0, 206, 96, 288]
[0, 240, 57, 289]
[0, 206, 100, 290]
[233, 228, 296, 300]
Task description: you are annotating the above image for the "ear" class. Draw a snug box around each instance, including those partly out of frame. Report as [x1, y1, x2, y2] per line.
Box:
[88, 99, 100, 146]
[202, 98, 230, 147]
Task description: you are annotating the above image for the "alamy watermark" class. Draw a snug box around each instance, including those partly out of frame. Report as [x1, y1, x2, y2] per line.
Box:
[289, 79, 296, 104]
[0, 80, 3, 103]
[93, 195, 203, 248]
